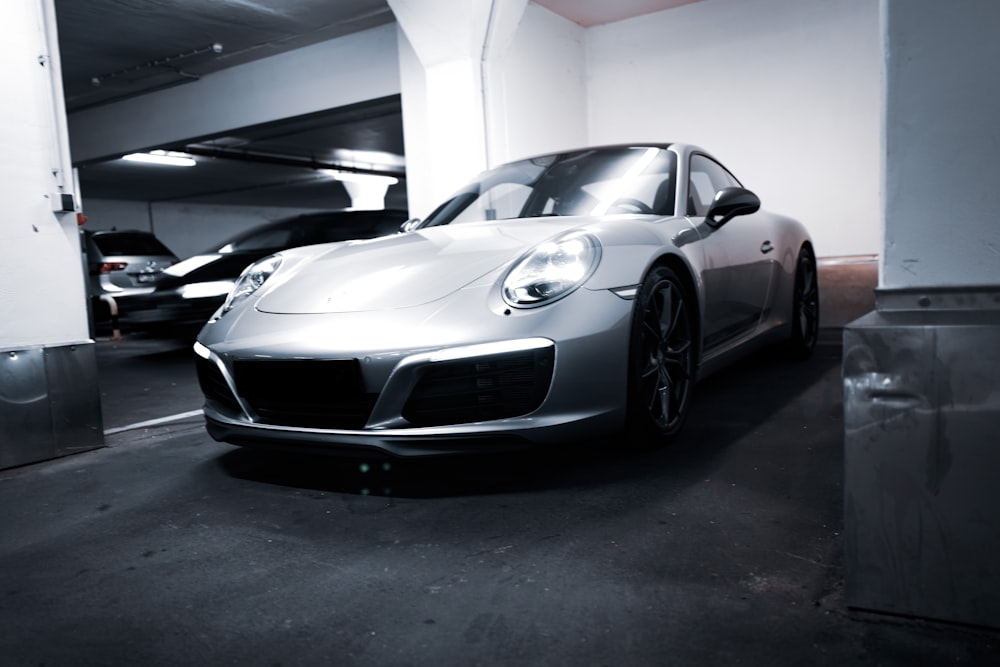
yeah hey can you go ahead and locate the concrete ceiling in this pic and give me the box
[536,0,701,27]
[55,0,699,210]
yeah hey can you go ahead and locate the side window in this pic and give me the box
[687,155,741,217]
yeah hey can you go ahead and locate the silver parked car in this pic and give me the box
[194,144,819,456]
[83,229,179,294]
[82,229,179,328]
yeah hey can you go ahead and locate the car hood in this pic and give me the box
[255,220,586,314]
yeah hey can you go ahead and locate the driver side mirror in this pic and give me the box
[400,218,422,233]
[705,187,760,228]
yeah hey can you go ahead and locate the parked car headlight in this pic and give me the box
[221,255,282,314]
[502,231,601,307]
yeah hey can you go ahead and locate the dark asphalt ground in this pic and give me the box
[0,332,997,666]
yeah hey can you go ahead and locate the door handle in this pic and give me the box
[760,240,774,254]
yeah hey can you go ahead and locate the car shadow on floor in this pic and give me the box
[215,336,844,499]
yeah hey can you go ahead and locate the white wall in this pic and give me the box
[0,0,88,348]
[585,0,881,258]
[81,199,326,258]
[491,3,588,164]
[881,0,1000,288]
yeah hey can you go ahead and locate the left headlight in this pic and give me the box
[502,231,601,308]
[220,254,282,315]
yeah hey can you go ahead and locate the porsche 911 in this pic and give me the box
[193,143,818,456]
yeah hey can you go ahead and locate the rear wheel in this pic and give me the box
[626,264,697,444]
[787,245,819,359]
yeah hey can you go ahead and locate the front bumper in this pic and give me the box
[196,336,622,456]
[193,284,635,456]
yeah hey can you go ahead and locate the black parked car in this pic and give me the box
[116,209,408,335]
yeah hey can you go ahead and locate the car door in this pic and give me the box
[688,154,778,352]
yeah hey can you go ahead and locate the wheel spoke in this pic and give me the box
[658,287,674,339]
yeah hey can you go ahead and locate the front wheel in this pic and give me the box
[626,265,697,444]
[786,245,819,359]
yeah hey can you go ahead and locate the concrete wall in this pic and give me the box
[585,0,881,259]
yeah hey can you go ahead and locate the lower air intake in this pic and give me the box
[402,347,554,427]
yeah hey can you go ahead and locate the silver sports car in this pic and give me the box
[194,144,818,456]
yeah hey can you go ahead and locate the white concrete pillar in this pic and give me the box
[0,0,103,468]
[1,0,86,346]
[842,0,1000,630]
[387,0,529,217]
[880,0,1000,288]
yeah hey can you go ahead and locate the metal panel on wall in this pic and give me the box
[0,347,52,468]
[843,290,1000,628]
[0,342,103,469]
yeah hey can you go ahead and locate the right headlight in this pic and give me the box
[502,231,601,308]
[220,254,282,315]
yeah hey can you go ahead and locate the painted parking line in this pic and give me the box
[104,409,204,436]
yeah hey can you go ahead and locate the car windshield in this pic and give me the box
[421,146,677,227]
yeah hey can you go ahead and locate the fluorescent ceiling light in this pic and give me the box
[331,148,405,168]
[321,169,398,186]
[121,150,196,167]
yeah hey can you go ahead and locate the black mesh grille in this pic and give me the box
[195,356,241,415]
[402,348,554,427]
[232,359,377,429]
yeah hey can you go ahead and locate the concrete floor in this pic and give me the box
[0,259,995,665]
[2,319,998,665]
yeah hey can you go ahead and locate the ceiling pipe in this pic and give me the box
[181,145,405,180]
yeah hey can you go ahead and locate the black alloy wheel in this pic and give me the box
[787,245,820,359]
[627,264,697,443]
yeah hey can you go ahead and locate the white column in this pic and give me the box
[881,0,1000,288]
[388,0,529,218]
[842,0,1000,630]
[0,0,103,468]
[1,0,87,348]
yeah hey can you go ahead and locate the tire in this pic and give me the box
[626,264,697,444]
[786,245,819,359]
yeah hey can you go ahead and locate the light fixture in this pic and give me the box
[320,169,398,186]
[121,150,197,167]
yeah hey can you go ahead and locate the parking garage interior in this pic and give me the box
[1,0,999,664]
